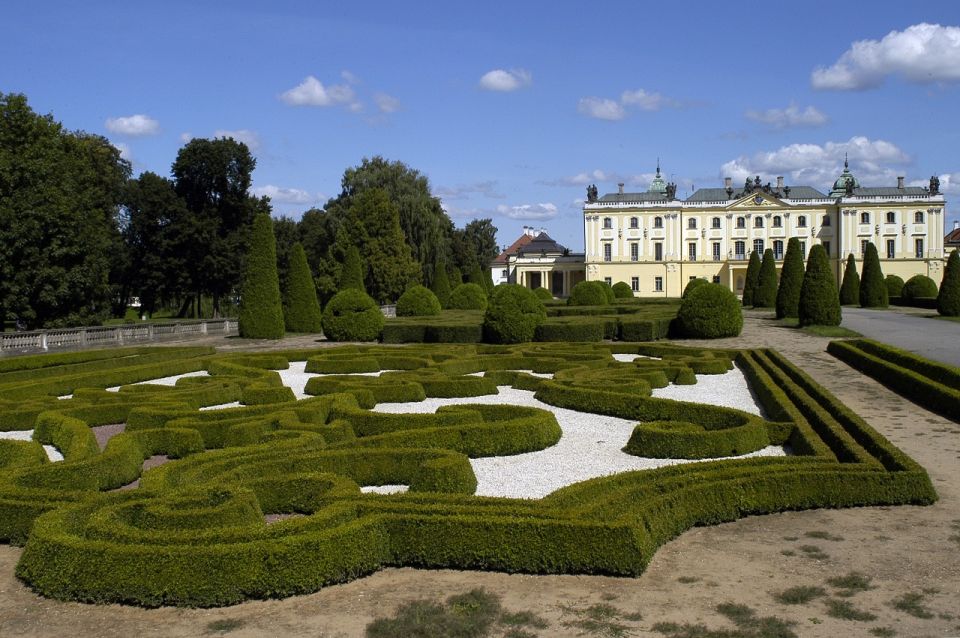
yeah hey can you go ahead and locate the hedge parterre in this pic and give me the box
[0,343,936,607]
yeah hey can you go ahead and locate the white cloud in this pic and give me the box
[496,202,558,220]
[341,70,360,85]
[112,142,132,161]
[745,103,828,129]
[179,132,193,143]
[541,169,627,186]
[812,23,960,90]
[620,89,679,111]
[435,180,504,200]
[251,185,321,205]
[909,172,960,194]
[213,129,261,151]
[280,75,356,107]
[577,97,625,121]
[374,92,401,113]
[720,136,911,189]
[105,114,159,136]
[441,203,484,219]
[479,68,532,92]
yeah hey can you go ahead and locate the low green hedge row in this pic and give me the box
[828,339,960,422]
[623,419,769,459]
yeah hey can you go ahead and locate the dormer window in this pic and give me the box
[654,216,663,229]
[688,218,697,229]
[603,217,612,229]
[754,217,764,228]
[772,215,782,228]
[736,217,746,229]
[630,216,639,229]
[860,212,870,224]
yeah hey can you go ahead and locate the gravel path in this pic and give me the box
[0,430,63,462]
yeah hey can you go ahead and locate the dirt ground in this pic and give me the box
[1,311,959,637]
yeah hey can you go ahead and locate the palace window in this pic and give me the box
[860,211,870,224]
[688,218,697,229]
[630,216,639,229]
[654,242,663,261]
[886,211,896,223]
[654,216,663,229]
[712,217,721,229]
[631,276,639,292]
[754,216,764,228]
[753,239,764,254]
[773,240,784,260]
[736,216,746,229]
[603,243,612,262]
[604,277,612,285]
[860,240,869,256]
[712,275,721,284]
[654,276,663,292]
[915,211,924,223]
[603,217,612,229]
[800,241,807,256]
[630,242,638,262]
[772,215,782,228]
[688,243,697,261]
[712,242,721,261]
[501,269,508,277]
[915,238,924,259]
[734,241,746,260]
[822,215,831,226]
[797,215,807,227]
[886,239,895,259]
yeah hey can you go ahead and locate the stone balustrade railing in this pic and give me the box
[0,319,238,354]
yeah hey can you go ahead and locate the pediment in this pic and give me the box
[726,192,791,210]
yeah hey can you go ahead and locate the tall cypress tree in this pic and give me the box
[430,263,452,308]
[742,250,761,306]
[938,248,960,316]
[754,249,778,308]
[339,245,365,292]
[799,244,841,326]
[859,242,888,308]
[238,213,284,339]
[775,237,804,319]
[839,254,860,305]
[283,242,322,333]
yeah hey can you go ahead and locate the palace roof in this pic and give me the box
[518,232,567,255]
[686,186,827,202]
[492,232,534,264]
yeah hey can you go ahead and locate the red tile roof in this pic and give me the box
[946,227,960,246]
[492,233,534,264]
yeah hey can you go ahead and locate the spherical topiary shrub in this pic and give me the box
[676,283,743,338]
[938,249,960,316]
[568,280,610,306]
[321,289,384,341]
[901,274,938,301]
[682,278,709,299]
[885,274,905,298]
[533,287,554,301]
[483,284,547,344]
[396,285,442,317]
[447,283,488,311]
[598,281,616,304]
[612,281,633,299]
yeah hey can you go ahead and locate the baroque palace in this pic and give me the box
[571,160,948,298]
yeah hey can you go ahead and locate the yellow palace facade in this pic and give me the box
[582,162,948,298]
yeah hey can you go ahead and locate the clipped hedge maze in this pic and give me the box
[0,342,936,607]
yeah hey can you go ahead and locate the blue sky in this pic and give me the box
[5,0,960,251]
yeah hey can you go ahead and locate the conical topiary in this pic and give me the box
[775,237,805,319]
[430,263,452,308]
[839,254,860,305]
[339,245,365,292]
[238,213,285,339]
[753,248,778,308]
[742,250,761,306]
[283,242,323,333]
[449,266,463,287]
[938,248,960,316]
[799,244,841,326]
[859,242,888,308]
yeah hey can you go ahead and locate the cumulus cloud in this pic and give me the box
[179,132,193,143]
[812,23,960,90]
[280,75,356,106]
[577,97,625,121]
[496,202,558,220]
[440,203,484,219]
[578,88,682,121]
[745,103,828,129]
[373,92,401,113]
[105,114,159,136]
[213,129,261,151]
[620,89,679,111]
[251,185,321,205]
[909,172,960,194]
[479,68,532,92]
[435,180,504,199]
[720,136,911,189]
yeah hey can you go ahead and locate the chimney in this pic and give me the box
[776,176,784,190]
[955,220,959,231]
[724,177,732,189]
[897,176,905,190]
[618,183,624,195]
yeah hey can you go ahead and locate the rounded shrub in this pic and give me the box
[321,289,384,342]
[447,283,488,311]
[533,286,554,301]
[742,250,761,306]
[568,281,610,306]
[676,283,743,338]
[598,281,616,304]
[775,237,804,319]
[938,249,960,316]
[901,274,938,301]
[885,274,905,298]
[482,284,547,344]
[612,281,633,299]
[753,249,778,308]
[859,242,888,308]
[396,285,442,317]
[839,254,860,305]
[238,213,285,339]
[682,278,708,299]
[799,244,841,326]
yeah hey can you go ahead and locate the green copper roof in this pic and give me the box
[648,159,667,194]
[830,155,861,197]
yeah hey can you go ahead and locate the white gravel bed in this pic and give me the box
[469,370,553,379]
[360,484,409,495]
[373,367,781,499]
[0,430,64,462]
[278,362,394,400]
[199,401,242,411]
[613,353,661,362]
[57,394,73,400]
[652,365,764,417]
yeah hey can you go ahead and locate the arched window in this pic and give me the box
[821,214,831,226]
[915,211,924,223]
[629,216,639,229]
[772,215,782,228]
[754,217,764,228]
[654,216,663,229]
[736,216,746,229]
[886,211,896,223]
[797,215,807,228]
[712,217,721,229]
[860,211,870,224]
[688,218,697,229]
[603,217,612,229]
